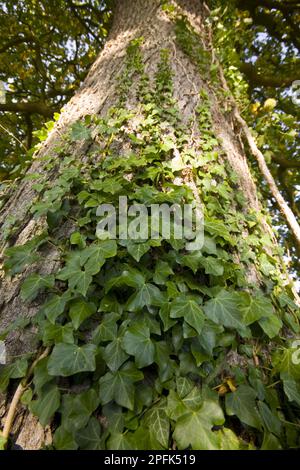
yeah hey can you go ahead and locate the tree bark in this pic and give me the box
[0,0,296,449]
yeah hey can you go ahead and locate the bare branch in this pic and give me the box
[0,101,55,118]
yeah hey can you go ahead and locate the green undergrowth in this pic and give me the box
[0,11,300,451]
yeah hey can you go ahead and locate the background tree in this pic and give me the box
[0,0,300,451]
[0,0,111,178]
[1,0,299,274]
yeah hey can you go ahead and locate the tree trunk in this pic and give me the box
[0,0,299,450]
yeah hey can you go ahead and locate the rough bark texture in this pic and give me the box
[0,0,281,448]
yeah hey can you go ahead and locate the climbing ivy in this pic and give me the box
[1,8,300,451]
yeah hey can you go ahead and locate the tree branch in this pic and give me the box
[272,155,300,169]
[0,102,55,118]
[240,62,300,87]
[234,110,300,250]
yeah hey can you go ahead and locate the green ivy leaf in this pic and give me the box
[57,251,101,296]
[29,385,60,426]
[173,399,225,450]
[99,362,143,410]
[170,297,205,335]
[122,322,155,368]
[258,314,282,338]
[225,385,262,429]
[199,256,224,276]
[204,219,232,243]
[282,377,300,406]
[272,348,300,380]
[75,417,102,450]
[21,274,55,302]
[127,283,164,311]
[42,321,74,345]
[103,337,129,372]
[4,243,39,275]
[0,435,7,450]
[60,389,100,432]
[167,388,203,421]
[39,292,70,324]
[203,290,246,333]
[257,401,281,436]
[239,292,273,326]
[69,298,97,329]
[107,432,132,450]
[47,343,97,376]
[33,357,53,392]
[105,267,145,293]
[145,402,170,449]
[153,261,174,285]
[0,358,28,392]
[70,121,92,141]
[91,178,123,194]
[92,313,119,344]
[53,426,78,450]
[125,240,151,262]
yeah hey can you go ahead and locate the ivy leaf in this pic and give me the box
[203,290,246,333]
[282,377,300,406]
[83,240,117,260]
[29,385,60,426]
[57,263,92,296]
[107,433,132,450]
[199,256,224,276]
[69,298,97,329]
[75,418,102,450]
[70,121,92,141]
[32,357,53,392]
[272,348,300,380]
[258,314,282,339]
[170,297,205,335]
[122,323,155,368]
[239,292,273,326]
[153,261,174,285]
[43,322,74,345]
[204,219,232,243]
[167,387,203,422]
[173,400,225,450]
[53,426,78,450]
[0,435,7,451]
[145,402,170,449]
[39,293,70,324]
[257,401,281,437]
[61,389,100,432]
[92,313,119,344]
[99,362,144,410]
[21,274,55,302]
[103,336,129,372]
[159,302,177,332]
[47,343,97,376]
[4,241,41,275]
[70,231,86,249]
[125,240,151,262]
[105,267,145,293]
[91,178,123,194]
[216,428,242,450]
[127,283,164,311]
[0,358,28,392]
[57,251,100,296]
[225,385,262,429]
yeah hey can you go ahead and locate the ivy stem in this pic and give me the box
[1,347,50,446]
